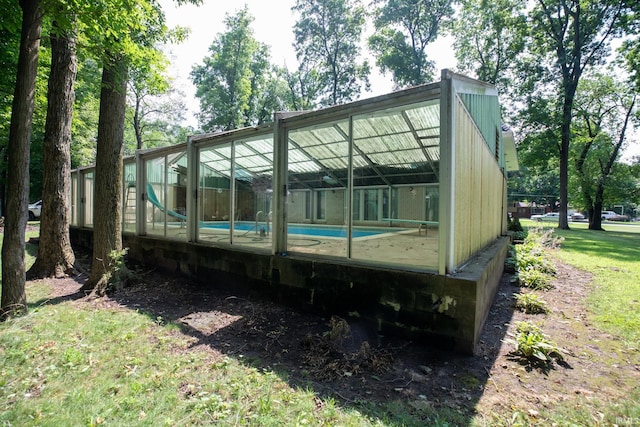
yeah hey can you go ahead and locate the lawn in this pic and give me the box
[521,220,640,346]
[1,223,639,426]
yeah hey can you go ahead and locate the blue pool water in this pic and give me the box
[201,222,386,238]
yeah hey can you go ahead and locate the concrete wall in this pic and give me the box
[70,228,509,354]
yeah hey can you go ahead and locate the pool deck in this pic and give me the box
[141,222,441,270]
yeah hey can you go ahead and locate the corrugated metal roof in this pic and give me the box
[286,100,441,186]
[197,100,442,188]
[200,135,274,180]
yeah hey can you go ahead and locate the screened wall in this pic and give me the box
[195,132,274,251]
[70,70,517,275]
[283,99,442,269]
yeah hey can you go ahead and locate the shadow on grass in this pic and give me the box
[529,225,640,265]
[566,230,640,263]
[20,238,519,425]
[22,239,88,310]
[25,239,38,260]
[98,266,521,426]
[27,284,86,310]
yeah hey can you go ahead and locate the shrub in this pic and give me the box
[515,293,549,314]
[516,267,553,290]
[512,230,528,241]
[506,321,564,364]
[512,228,559,276]
[508,216,524,232]
[515,250,556,276]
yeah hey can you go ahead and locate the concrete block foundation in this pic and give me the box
[70,228,509,354]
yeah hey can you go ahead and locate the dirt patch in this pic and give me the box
[40,252,640,420]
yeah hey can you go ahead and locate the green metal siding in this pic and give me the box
[458,93,505,170]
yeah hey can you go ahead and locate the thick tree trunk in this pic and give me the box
[1,0,42,319]
[558,79,578,231]
[81,54,127,296]
[27,20,77,280]
[588,95,635,231]
[589,201,604,230]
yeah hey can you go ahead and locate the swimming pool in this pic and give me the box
[200,221,392,238]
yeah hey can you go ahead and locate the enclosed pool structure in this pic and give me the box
[70,70,519,353]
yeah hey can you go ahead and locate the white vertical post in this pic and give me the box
[439,69,455,275]
[229,142,236,245]
[347,116,354,259]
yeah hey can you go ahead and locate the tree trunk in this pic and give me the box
[27,20,77,280]
[1,0,42,319]
[81,54,127,296]
[589,201,604,230]
[133,92,144,150]
[589,95,636,231]
[558,81,577,231]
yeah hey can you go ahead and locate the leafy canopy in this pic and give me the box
[292,0,370,106]
[369,0,454,88]
[191,6,273,132]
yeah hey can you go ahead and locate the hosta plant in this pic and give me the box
[515,292,549,314]
[506,321,564,364]
[516,267,553,290]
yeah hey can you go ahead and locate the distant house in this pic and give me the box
[509,202,546,219]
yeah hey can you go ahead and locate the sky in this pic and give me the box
[158,0,457,128]
[157,0,637,162]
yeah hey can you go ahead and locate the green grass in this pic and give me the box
[0,283,393,426]
[1,228,463,426]
[0,281,467,426]
[2,222,640,425]
[523,219,640,347]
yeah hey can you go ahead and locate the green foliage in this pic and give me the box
[514,292,549,314]
[515,248,556,276]
[62,0,189,166]
[513,0,634,225]
[369,0,454,87]
[620,36,640,92]
[510,228,560,289]
[517,268,553,290]
[506,321,564,364]
[191,6,274,132]
[0,0,21,155]
[277,63,322,111]
[511,230,527,241]
[70,55,101,167]
[452,0,526,94]
[293,0,370,106]
[571,72,639,219]
[507,216,523,232]
[104,248,130,291]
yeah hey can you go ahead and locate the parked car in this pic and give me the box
[530,212,572,222]
[601,211,629,222]
[570,212,585,221]
[28,200,42,220]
